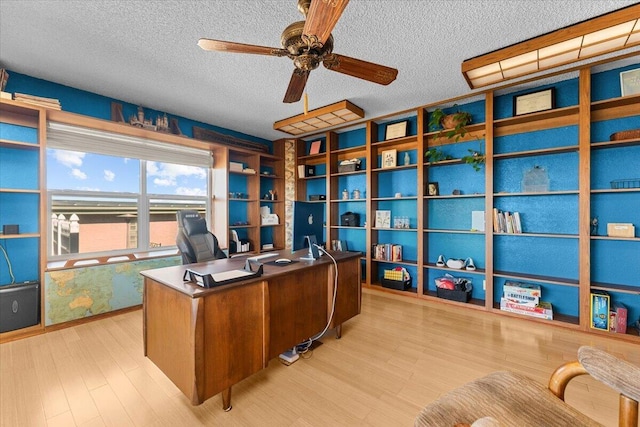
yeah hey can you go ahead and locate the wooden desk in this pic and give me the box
[140,250,361,410]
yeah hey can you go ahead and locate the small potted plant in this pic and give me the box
[424,147,453,163]
[429,106,473,142]
[462,149,485,171]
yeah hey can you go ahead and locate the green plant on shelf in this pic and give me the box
[462,149,486,171]
[428,106,473,142]
[424,147,453,163]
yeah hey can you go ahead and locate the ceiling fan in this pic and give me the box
[197,0,398,103]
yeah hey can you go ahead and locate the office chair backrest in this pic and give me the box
[176,210,226,264]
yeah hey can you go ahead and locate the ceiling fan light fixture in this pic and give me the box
[462,4,640,89]
[274,100,364,136]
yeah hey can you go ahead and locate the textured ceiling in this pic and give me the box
[0,1,638,141]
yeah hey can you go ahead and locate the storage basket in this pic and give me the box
[436,287,471,302]
[381,277,412,290]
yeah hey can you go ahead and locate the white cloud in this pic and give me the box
[52,149,85,168]
[71,168,87,180]
[147,162,206,187]
[153,177,175,187]
[104,170,115,181]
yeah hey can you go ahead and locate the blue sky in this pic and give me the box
[47,149,207,196]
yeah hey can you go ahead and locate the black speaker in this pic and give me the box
[0,282,40,333]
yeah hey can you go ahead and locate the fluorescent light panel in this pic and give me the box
[462,5,640,89]
[274,100,364,136]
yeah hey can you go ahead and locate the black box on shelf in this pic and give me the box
[436,287,471,303]
[340,212,360,227]
[381,278,412,291]
[2,224,19,235]
[309,194,326,201]
[337,162,361,173]
[0,281,40,333]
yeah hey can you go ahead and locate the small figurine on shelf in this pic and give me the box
[342,189,349,200]
[352,189,361,199]
[590,217,599,235]
[269,189,277,200]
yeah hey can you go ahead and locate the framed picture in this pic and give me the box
[513,88,555,116]
[375,210,391,228]
[385,121,407,140]
[427,182,439,196]
[381,149,397,168]
[620,68,640,96]
[309,140,322,155]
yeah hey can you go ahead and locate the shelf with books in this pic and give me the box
[0,99,45,338]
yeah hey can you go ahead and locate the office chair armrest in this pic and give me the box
[578,346,640,403]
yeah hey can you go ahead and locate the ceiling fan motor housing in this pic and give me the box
[281,21,334,70]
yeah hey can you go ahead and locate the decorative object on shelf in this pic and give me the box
[393,216,409,229]
[337,158,361,173]
[513,88,555,116]
[428,106,472,142]
[464,257,476,271]
[606,223,635,238]
[403,151,410,166]
[309,140,322,155]
[374,210,391,228]
[620,68,640,96]
[590,217,599,236]
[352,189,361,199]
[610,178,640,189]
[268,189,277,200]
[471,211,485,232]
[609,129,640,141]
[446,258,465,269]
[381,149,397,168]
[342,189,349,200]
[522,165,549,192]
[427,182,439,196]
[590,291,610,330]
[452,189,461,195]
[462,149,486,171]
[424,147,453,163]
[394,192,402,198]
[385,121,408,140]
[436,254,446,267]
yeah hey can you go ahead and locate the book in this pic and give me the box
[590,291,610,330]
[503,282,541,298]
[309,140,322,155]
[391,245,402,262]
[612,302,628,334]
[500,298,553,320]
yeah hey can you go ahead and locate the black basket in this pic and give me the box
[381,277,412,290]
[436,287,471,302]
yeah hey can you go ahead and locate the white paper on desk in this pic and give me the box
[211,269,254,282]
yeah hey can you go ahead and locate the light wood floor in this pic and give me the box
[1,288,638,427]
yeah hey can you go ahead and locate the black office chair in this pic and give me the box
[176,210,226,264]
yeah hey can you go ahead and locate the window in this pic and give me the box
[47,124,210,260]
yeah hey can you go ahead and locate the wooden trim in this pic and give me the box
[578,68,592,332]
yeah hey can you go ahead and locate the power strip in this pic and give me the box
[279,349,299,365]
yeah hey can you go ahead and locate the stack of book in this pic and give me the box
[493,209,522,233]
[372,243,402,262]
[500,281,553,320]
[14,93,61,110]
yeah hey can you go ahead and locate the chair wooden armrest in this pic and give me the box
[414,346,639,427]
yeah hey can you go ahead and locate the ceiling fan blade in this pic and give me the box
[283,69,310,103]
[323,53,398,85]
[197,38,287,57]
[302,0,349,48]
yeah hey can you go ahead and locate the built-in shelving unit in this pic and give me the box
[0,99,47,340]
[290,56,640,342]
